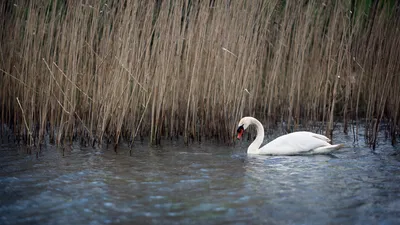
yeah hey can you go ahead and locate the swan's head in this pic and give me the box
[237,117,251,139]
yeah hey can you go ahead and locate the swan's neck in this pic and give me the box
[247,118,265,154]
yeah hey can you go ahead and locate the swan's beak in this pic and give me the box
[237,125,244,139]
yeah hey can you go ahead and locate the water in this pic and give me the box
[1,131,400,225]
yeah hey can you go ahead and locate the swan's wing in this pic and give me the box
[259,132,332,155]
[309,133,331,142]
[310,144,344,154]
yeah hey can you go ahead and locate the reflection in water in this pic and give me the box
[0,131,399,225]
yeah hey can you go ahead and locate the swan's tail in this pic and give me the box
[312,143,345,154]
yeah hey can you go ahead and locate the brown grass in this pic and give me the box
[0,0,399,149]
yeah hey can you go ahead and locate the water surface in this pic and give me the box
[1,131,400,225]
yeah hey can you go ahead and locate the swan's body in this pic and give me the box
[237,117,343,155]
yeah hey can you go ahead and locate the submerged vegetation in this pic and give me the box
[0,0,399,149]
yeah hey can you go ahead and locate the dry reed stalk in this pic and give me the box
[0,0,399,148]
[16,97,33,147]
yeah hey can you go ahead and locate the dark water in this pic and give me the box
[1,130,400,225]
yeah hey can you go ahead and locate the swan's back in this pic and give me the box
[259,131,337,155]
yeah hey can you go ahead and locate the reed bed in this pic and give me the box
[0,0,399,149]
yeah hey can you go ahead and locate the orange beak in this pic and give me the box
[237,126,244,139]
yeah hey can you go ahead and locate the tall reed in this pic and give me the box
[0,0,399,148]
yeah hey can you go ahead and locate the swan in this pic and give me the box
[236,117,344,155]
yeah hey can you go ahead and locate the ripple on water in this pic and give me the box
[0,135,400,225]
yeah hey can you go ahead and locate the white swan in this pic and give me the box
[237,117,344,155]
